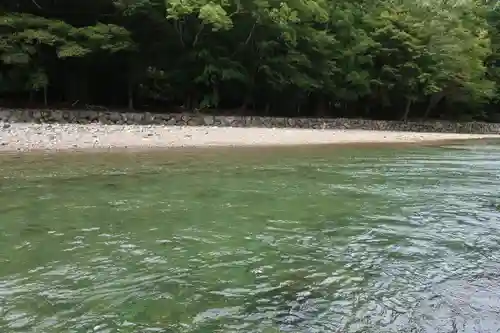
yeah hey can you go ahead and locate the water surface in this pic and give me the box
[0,142,499,332]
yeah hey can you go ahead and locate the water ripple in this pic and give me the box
[0,143,499,332]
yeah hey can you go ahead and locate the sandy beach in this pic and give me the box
[0,123,499,152]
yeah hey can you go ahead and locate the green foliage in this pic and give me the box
[0,11,133,97]
[1,0,500,119]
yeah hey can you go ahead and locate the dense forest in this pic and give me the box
[1,0,500,121]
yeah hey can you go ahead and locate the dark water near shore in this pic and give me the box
[0,142,500,332]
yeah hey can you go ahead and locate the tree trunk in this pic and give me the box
[127,80,134,110]
[212,84,219,109]
[241,80,254,112]
[240,91,253,113]
[43,86,48,106]
[424,92,445,119]
[315,95,327,117]
[424,99,432,119]
[364,104,370,117]
[240,98,248,111]
[184,96,192,110]
[402,98,412,121]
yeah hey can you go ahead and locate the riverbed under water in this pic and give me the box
[0,142,499,333]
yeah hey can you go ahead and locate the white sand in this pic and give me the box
[0,123,498,152]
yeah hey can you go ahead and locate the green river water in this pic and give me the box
[0,142,500,333]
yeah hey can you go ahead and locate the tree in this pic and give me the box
[0,0,499,120]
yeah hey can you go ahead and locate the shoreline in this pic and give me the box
[0,123,499,153]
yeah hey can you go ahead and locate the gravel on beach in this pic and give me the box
[0,122,499,152]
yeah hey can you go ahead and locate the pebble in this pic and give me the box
[0,122,496,152]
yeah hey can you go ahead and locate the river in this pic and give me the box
[0,142,499,332]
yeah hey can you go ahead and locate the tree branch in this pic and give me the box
[173,20,185,48]
[231,22,256,57]
[31,0,42,9]
[192,23,205,47]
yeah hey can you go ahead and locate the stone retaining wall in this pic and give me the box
[1,108,500,134]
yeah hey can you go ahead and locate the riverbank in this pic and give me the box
[0,123,498,152]
[2,108,500,134]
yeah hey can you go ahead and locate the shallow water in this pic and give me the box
[0,142,499,332]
